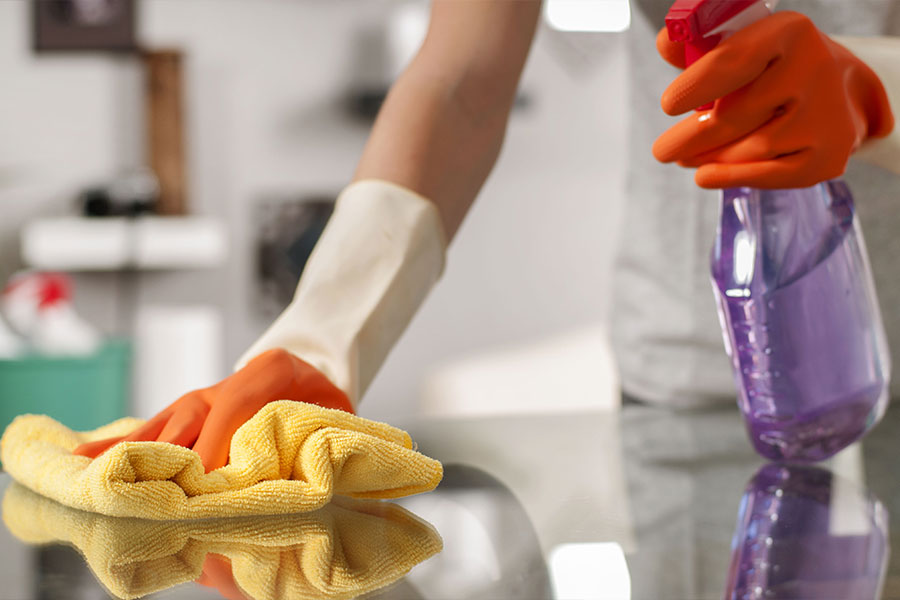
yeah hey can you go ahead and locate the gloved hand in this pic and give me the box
[73,349,353,473]
[652,12,895,189]
[197,554,249,600]
[73,180,445,475]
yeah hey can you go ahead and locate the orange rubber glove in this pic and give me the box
[196,554,249,600]
[72,349,353,473]
[652,12,895,189]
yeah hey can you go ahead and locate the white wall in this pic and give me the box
[368,28,629,419]
[0,0,627,420]
[0,2,139,277]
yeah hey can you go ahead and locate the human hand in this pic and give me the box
[197,554,248,600]
[652,12,894,189]
[73,349,352,473]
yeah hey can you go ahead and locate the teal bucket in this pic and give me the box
[0,340,131,435]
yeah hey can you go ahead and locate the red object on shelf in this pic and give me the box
[3,272,72,310]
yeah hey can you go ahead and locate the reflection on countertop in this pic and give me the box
[726,464,888,600]
[1,403,899,599]
[1,483,441,600]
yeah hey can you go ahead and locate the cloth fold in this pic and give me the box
[2,482,442,600]
[0,400,442,519]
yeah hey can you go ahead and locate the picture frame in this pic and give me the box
[33,0,137,53]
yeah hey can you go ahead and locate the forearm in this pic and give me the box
[837,36,900,176]
[354,0,542,240]
[239,2,541,402]
[353,65,501,241]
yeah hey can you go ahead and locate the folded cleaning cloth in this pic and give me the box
[2,482,442,600]
[0,401,442,519]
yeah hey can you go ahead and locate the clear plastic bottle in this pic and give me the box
[711,182,890,461]
[725,464,889,599]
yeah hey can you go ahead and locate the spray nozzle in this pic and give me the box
[664,0,777,109]
[665,0,777,67]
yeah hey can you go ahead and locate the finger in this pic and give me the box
[156,398,210,448]
[678,135,798,168]
[673,117,797,168]
[654,71,794,163]
[678,106,805,167]
[197,554,248,600]
[653,107,771,164]
[72,408,173,458]
[660,14,792,115]
[693,151,817,189]
[191,394,266,472]
[192,438,229,474]
[72,435,127,458]
[123,412,172,441]
[657,26,686,69]
[192,410,242,473]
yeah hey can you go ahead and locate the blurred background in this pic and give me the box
[0,0,629,428]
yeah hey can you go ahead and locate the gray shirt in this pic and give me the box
[612,0,900,406]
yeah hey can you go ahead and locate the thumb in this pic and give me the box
[657,26,687,69]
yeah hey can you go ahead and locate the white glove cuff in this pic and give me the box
[236,180,447,408]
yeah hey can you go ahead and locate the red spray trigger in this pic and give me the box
[665,0,758,66]
[664,0,761,109]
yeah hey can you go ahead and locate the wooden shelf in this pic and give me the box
[21,216,228,271]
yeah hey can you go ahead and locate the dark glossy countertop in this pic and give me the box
[2,402,899,600]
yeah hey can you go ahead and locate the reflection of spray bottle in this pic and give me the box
[665,0,891,461]
[725,464,889,599]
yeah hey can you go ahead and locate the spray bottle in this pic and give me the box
[664,0,891,461]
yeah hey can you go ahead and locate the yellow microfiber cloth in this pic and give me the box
[2,482,442,600]
[0,400,443,519]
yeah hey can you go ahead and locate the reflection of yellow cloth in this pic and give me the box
[0,401,442,519]
[3,483,442,600]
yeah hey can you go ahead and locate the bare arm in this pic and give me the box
[353,0,542,240]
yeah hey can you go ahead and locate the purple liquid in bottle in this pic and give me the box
[725,464,889,600]
[711,182,890,462]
